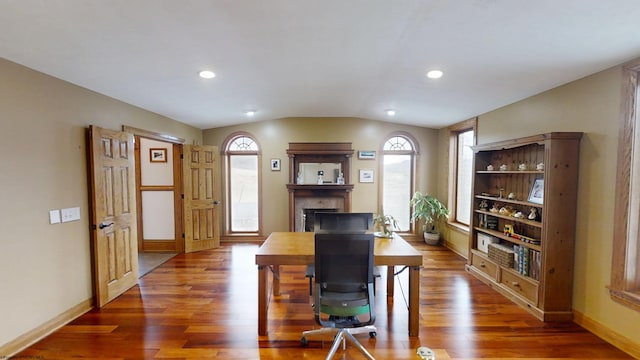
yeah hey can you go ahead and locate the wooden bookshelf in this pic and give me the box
[466,132,582,321]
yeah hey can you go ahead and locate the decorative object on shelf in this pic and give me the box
[528,207,538,220]
[336,172,345,184]
[410,191,450,245]
[514,211,524,218]
[499,164,508,171]
[487,165,494,171]
[316,170,324,184]
[270,158,281,171]
[296,171,304,184]
[490,203,500,213]
[518,163,527,171]
[359,169,374,183]
[357,150,376,160]
[478,199,489,211]
[373,213,397,238]
[536,162,545,171]
[499,187,504,198]
[507,192,516,200]
[150,148,167,163]
[499,206,515,216]
[528,179,544,204]
[504,224,540,245]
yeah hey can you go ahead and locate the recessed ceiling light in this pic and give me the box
[426,70,443,79]
[245,110,256,117]
[385,109,396,116]
[199,70,216,79]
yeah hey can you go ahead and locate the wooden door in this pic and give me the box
[87,126,139,307]
[183,145,220,252]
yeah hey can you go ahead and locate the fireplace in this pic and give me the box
[293,196,346,232]
[286,143,355,231]
[303,208,338,232]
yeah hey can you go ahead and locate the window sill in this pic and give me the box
[609,287,640,312]
[447,221,470,234]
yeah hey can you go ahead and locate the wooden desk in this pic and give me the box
[255,232,423,336]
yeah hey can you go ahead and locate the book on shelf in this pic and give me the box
[486,216,498,230]
[512,244,541,280]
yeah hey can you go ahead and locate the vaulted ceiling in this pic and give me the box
[2,0,640,129]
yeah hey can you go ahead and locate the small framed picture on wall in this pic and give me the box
[358,150,376,160]
[359,169,374,183]
[271,158,281,171]
[150,148,167,163]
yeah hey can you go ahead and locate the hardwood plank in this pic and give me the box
[13,242,632,359]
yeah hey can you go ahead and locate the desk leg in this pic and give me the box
[273,265,280,296]
[386,266,394,299]
[408,266,420,336]
[258,265,268,336]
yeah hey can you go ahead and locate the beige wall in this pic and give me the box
[203,117,440,236]
[441,65,640,349]
[0,58,202,349]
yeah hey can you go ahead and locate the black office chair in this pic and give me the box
[305,212,379,296]
[301,232,377,360]
[306,262,381,296]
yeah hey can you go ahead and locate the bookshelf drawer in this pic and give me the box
[471,253,497,279]
[500,270,538,305]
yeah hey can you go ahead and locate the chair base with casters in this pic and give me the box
[301,309,377,360]
[301,325,377,360]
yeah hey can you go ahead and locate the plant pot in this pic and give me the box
[423,231,440,245]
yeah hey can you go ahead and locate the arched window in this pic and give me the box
[381,134,417,232]
[223,133,261,235]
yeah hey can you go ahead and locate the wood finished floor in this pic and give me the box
[16,241,632,359]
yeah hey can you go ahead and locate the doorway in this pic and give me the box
[124,126,184,277]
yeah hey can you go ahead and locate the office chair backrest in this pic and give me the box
[314,212,373,234]
[314,232,374,293]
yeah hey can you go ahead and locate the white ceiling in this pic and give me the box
[2,0,640,130]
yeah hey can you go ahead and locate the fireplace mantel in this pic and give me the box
[286,143,354,231]
[286,184,354,192]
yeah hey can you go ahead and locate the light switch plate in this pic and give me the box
[49,210,61,224]
[61,207,81,222]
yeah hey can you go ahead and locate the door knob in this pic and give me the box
[99,222,114,229]
[213,200,221,205]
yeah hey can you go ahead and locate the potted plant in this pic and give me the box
[410,191,450,245]
[373,212,398,238]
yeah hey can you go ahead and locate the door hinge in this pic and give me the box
[182,233,185,238]
[181,194,184,199]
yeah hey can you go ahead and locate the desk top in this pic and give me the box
[255,232,422,267]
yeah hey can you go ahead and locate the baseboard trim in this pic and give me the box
[0,298,93,357]
[442,239,468,259]
[573,309,640,358]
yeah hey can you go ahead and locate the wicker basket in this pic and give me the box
[488,243,514,268]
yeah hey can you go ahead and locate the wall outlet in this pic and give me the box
[61,207,81,223]
[49,210,61,224]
